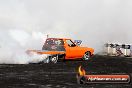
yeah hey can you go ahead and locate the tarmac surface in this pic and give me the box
[0,55,132,88]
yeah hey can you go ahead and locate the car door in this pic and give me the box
[65,39,82,58]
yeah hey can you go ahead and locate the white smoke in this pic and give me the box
[1,0,132,63]
[0,29,48,64]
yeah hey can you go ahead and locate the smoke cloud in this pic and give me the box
[0,0,132,63]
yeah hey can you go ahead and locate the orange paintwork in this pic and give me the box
[27,50,65,55]
[27,38,94,59]
[62,38,94,59]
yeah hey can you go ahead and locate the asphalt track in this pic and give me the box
[0,55,132,88]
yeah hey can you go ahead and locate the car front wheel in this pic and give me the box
[82,51,91,60]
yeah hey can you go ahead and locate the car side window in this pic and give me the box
[66,40,76,47]
[55,39,64,45]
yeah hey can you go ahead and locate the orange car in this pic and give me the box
[27,38,94,63]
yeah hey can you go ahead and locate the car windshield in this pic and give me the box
[42,38,65,51]
[66,39,76,47]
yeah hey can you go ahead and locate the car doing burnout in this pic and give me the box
[27,38,94,63]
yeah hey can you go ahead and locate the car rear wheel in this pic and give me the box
[50,55,58,63]
[82,51,91,60]
[43,57,50,63]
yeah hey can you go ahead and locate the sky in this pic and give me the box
[0,0,132,63]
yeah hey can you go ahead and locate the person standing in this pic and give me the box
[130,45,132,56]
[116,44,123,56]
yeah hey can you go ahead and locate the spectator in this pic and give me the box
[116,45,123,56]
[130,45,132,56]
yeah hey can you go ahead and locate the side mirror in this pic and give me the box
[74,40,82,46]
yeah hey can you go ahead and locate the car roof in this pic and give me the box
[47,38,71,40]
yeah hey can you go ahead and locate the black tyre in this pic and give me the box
[44,57,50,63]
[82,51,91,60]
[50,55,58,63]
